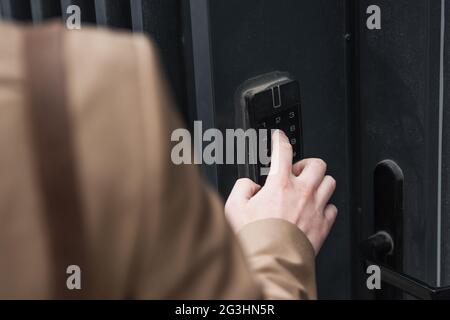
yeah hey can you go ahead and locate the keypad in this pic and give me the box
[255,106,302,185]
[247,79,302,185]
[257,107,301,159]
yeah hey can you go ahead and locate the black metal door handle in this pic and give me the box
[361,231,450,300]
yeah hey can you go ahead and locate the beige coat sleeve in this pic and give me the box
[238,220,317,299]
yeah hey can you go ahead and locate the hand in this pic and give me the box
[225,130,337,255]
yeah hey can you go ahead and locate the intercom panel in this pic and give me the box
[236,72,303,185]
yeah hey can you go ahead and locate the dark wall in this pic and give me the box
[131,0,190,123]
[0,0,32,21]
[95,0,131,29]
[31,0,61,23]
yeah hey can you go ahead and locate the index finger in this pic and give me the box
[267,130,293,180]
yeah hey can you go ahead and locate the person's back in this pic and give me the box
[0,22,337,299]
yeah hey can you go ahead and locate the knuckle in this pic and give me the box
[333,204,339,216]
[312,158,327,171]
[328,176,337,189]
[326,204,338,220]
[236,177,251,184]
[235,178,252,187]
[299,179,315,195]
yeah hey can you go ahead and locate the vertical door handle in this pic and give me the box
[361,160,450,299]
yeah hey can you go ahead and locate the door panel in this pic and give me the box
[31,0,62,23]
[441,0,450,288]
[94,0,131,30]
[194,0,353,298]
[358,0,445,294]
[0,0,31,21]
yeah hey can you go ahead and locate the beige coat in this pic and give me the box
[0,22,316,300]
